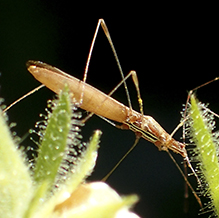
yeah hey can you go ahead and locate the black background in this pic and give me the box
[1,2,219,218]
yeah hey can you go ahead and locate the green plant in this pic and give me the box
[187,94,219,216]
[0,88,139,218]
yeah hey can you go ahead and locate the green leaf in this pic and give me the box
[33,87,72,190]
[189,95,219,215]
[0,110,33,218]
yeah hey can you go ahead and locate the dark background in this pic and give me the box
[0,2,219,218]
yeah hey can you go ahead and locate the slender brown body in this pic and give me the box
[27,60,187,157]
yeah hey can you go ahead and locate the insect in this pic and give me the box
[26,60,191,170]
[24,19,205,208]
[3,19,206,209]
